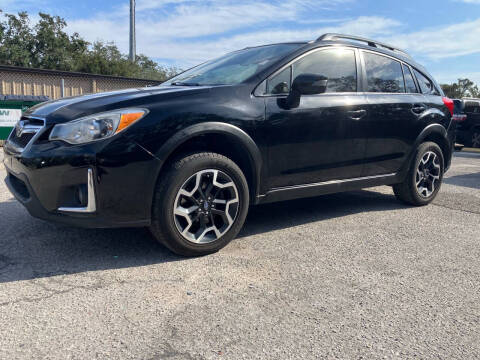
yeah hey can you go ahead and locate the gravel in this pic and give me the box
[0,148,479,359]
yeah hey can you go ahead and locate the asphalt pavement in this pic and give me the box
[0,148,479,359]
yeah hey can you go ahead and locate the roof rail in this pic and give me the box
[316,33,411,58]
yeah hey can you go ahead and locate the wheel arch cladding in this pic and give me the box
[415,124,451,169]
[153,122,262,203]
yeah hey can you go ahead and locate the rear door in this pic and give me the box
[360,51,426,176]
[263,47,370,188]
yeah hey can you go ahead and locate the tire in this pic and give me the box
[149,152,249,257]
[463,128,480,148]
[471,129,480,148]
[393,142,444,206]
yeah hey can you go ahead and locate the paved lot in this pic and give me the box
[0,148,479,359]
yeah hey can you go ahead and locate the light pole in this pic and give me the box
[129,0,136,62]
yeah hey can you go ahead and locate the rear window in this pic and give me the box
[363,52,405,93]
[464,101,480,113]
[403,64,418,93]
[413,69,440,95]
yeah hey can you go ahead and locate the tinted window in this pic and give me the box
[413,69,439,95]
[364,52,405,93]
[292,48,357,93]
[403,64,418,93]
[267,66,291,94]
[464,101,480,113]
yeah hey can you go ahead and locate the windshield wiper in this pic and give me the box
[171,82,201,86]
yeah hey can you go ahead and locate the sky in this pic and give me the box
[1,0,480,84]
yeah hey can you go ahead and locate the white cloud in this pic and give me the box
[6,0,480,77]
[381,18,480,60]
[454,0,480,3]
[139,16,401,66]
[67,18,129,49]
[67,0,400,67]
[68,0,353,41]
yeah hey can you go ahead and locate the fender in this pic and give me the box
[398,123,450,179]
[154,121,263,200]
[414,123,448,146]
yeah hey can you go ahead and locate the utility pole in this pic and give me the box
[129,0,136,62]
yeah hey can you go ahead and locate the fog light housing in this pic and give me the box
[58,168,96,213]
[75,184,88,207]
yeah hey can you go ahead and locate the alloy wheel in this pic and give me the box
[472,132,480,148]
[415,151,441,198]
[173,169,239,244]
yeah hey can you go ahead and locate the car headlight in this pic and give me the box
[49,108,148,144]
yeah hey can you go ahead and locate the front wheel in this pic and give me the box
[150,152,249,257]
[393,142,444,206]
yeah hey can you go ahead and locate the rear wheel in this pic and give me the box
[150,152,249,256]
[393,142,444,206]
[471,129,480,148]
[463,128,480,148]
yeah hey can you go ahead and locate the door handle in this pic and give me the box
[411,104,426,114]
[347,109,367,120]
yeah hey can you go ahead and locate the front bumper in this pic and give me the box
[3,139,161,228]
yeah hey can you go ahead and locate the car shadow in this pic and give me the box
[455,151,480,159]
[239,189,408,238]
[444,171,480,190]
[0,188,407,284]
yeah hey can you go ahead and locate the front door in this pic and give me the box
[263,47,370,189]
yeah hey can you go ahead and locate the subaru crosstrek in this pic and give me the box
[3,33,457,256]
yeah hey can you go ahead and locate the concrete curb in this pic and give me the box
[462,147,480,154]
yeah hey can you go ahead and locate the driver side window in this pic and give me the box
[293,48,357,93]
[265,48,357,95]
[267,66,291,95]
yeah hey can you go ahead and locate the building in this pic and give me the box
[0,65,159,100]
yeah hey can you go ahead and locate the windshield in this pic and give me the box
[164,44,303,86]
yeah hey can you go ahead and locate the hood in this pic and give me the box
[25,85,212,124]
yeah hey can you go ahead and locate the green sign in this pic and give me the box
[0,108,22,127]
[0,108,22,139]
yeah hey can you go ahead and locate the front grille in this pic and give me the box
[9,132,35,149]
[7,116,45,151]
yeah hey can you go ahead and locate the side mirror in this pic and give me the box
[283,74,328,109]
[292,74,328,95]
[271,81,289,95]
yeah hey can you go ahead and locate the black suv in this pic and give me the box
[455,98,480,148]
[3,34,456,256]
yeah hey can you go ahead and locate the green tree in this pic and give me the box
[133,54,179,81]
[0,11,35,67]
[33,13,89,71]
[0,10,177,81]
[441,78,480,99]
[74,41,131,76]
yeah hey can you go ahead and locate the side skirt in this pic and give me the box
[256,173,400,204]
